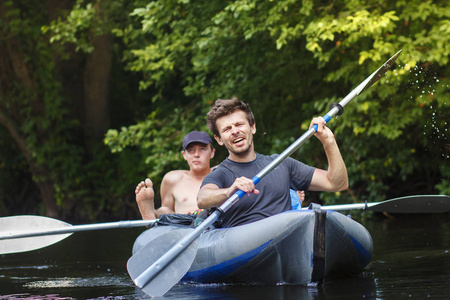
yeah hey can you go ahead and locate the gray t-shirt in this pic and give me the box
[201,153,315,227]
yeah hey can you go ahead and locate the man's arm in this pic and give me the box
[307,117,348,192]
[155,172,178,217]
[197,177,259,210]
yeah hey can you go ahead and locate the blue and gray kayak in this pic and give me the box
[131,208,373,285]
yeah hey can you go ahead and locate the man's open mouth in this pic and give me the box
[233,137,244,144]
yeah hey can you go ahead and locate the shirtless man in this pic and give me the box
[135,131,216,220]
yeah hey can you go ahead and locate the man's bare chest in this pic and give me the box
[172,178,202,204]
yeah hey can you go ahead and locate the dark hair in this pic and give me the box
[206,97,255,136]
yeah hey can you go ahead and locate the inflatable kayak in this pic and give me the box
[131,208,373,285]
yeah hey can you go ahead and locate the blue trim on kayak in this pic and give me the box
[182,240,272,282]
[350,235,372,267]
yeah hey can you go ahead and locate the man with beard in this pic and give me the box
[197,97,348,227]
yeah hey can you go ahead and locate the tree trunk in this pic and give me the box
[83,1,113,149]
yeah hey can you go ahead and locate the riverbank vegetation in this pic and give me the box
[0,0,448,221]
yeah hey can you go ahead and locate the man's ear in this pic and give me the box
[251,122,256,134]
[181,150,187,161]
[210,148,216,159]
[214,134,223,146]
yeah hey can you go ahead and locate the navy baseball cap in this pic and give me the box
[182,131,213,150]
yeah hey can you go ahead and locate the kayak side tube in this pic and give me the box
[183,210,373,284]
[324,210,373,279]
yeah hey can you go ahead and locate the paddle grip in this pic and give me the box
[311,114,331,133]
[235,176,261,198]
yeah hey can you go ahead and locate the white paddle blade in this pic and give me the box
[127,228,199,297]
[0,215,72,254]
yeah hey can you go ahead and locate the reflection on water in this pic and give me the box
[24,276,131,289]
[0,213,449,299]
[0,294,73,300]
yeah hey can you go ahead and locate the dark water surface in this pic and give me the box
[1,213,449,299]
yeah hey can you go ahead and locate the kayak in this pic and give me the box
[131,208,373,285]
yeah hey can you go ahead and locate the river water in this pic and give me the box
[1,212,449,299]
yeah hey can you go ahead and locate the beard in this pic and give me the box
[226,139,254,158]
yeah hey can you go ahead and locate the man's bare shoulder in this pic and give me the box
[162,170,189,184]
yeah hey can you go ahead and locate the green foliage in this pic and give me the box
[436,169,450,195]
[1,0,145,220]
[117,0,449,206]
[1,1,83,196]
[41,0,97,53]
[104,106,213,197]
[1,0,449,221]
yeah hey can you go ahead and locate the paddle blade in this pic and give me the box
[127,228,199,297]
[359,49,402,95]
[367,195,450,213]
[0,215,72,254]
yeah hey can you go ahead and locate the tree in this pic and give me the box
[1,0,448,221]
[110,0,449,205]
[0,0,73,217]
[0,0,136,219]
